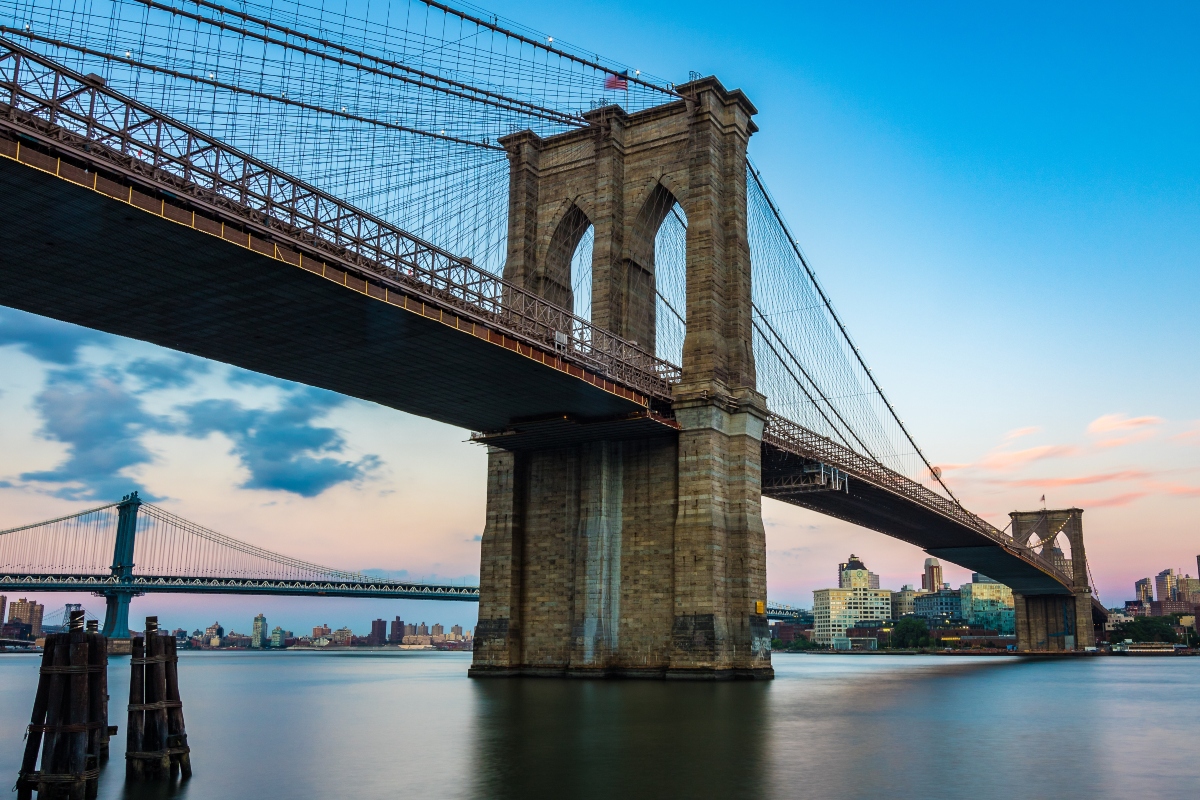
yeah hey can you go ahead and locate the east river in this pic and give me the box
[1,652,1196,799]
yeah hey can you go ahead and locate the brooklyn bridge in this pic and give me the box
[0,0,1103,675]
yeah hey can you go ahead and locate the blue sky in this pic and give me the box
[1,1,1198,632]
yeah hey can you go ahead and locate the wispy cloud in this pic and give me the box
[1087,492,1150,508]
[1087,413,1163,435]
[1004,470,1149,488]
[979,444,1078,471]
[1004,426,1041,440]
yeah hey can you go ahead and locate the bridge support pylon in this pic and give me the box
[100,492,142,640]
[470,78,772,679]
[1010,508,1096,652]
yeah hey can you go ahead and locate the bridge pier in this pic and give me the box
[1010,509,1096,652]
[471,77,771,679]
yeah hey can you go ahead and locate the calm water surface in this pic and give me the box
[0,651,1195,799]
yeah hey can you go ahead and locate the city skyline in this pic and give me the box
[2,1,1197,617]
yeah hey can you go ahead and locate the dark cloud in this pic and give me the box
[3,309,377,500]
[0,307,105,364]
[124,355,209,390]
[19,367,171,500]
[180,386,379,497]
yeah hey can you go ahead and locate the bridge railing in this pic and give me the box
[763,414,1074,586]
[0,38,679,403]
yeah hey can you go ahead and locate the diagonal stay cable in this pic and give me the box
[135,0,584,128]
[747,162,962,505]
[1,27,503,151]
[752,308,873,458]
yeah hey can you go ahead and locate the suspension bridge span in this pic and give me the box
[0,492,809,637]
[0,1,1101,672]
[0,492,481,638]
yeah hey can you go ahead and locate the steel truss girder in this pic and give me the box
[0,37,679,402]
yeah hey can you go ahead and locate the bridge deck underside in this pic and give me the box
[761,449,1070,595]
[0,157,645,433]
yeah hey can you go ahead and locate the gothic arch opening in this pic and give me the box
[543,204,593,321]
[628,183,686,361]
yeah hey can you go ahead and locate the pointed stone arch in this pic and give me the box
[535,202,592,313]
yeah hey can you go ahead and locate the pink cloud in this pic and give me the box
[1004,426,1041,441]
[979,445,1078,471]
[1087,492,1150,508]
[1087,413,1163,435]
[1094,430,1158,449]
[1171,423,1200,444]
[1005,470,1149,488]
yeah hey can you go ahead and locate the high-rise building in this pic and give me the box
[1176,575,1200,603]
[331,627,353,645]
[369,619,387,645]
[1155,569,1178,602]
[838,555,879,589]
[417,622,429,636]
[1135,578,1154,603]
[959,575,1015,634]
[431,623,444,636]
[251,613,268,649]
[8,598,45,636]
[205,621,225,639]
[813,555,892,644]
[922,558,943,593]
[389,617,405,643]
[270,626,287,648]
[450,624,463,638]
[404,623,417,637]
[313,624,331,639]
[1050,546,1073,579]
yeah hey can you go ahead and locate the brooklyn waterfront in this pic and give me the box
[1,652,1196,800]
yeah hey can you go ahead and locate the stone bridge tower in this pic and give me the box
[469,78,772,679]
[1010,508,1097,652]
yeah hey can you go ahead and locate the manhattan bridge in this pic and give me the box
[0,0,1103,674]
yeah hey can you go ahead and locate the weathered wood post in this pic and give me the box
[16,610,106,799]
[125,617,190,781]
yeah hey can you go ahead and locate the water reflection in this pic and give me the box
[0,652,1196,800]
[472,678,768,800]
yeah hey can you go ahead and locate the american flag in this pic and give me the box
[604,71,628,90]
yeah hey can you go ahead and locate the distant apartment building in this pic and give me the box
[389,617,405,643]
[813,555,892,644]
[251,613,269,649]
[416,622,429,636]
[404,623,417,637]
[1155,569,1178,602]
[269,626,288,648]
[891,585,925,619]
[451,624,463,638]
[369,619,387,645]
[431,623,444,636]
[1135,578,1154,604]
[914,589,962,623]
[0,595,6,624]
[331,627,353,645]
[8,598,45,637]
[959,574,1015,634]
[921,558,943,592]
[313,624,332,639]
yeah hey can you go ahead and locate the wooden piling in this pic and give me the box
[125,617,190,781]
[163,636,192,777]
[16,610,106,799]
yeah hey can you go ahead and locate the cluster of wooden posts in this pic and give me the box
[17,614,191,798]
